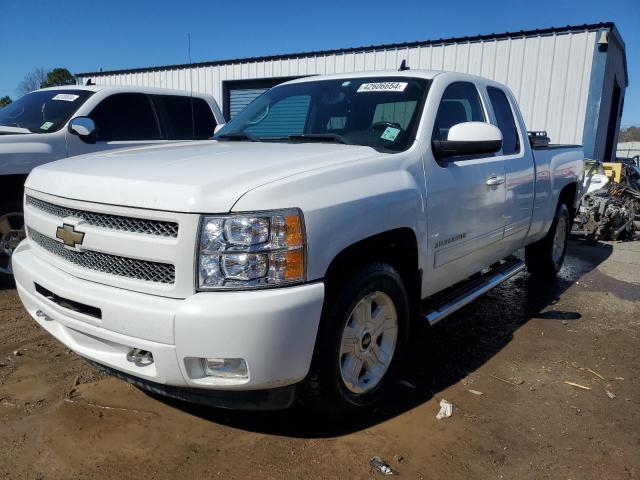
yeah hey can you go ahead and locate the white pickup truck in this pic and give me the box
[13,70,583,413]
[0,85,224,280]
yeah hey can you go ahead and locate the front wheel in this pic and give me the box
[525,202,571,277]
[302,263,409,416]
[0,205,26,285]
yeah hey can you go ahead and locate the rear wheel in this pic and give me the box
[525,202,570,277]
[303,262,409,416]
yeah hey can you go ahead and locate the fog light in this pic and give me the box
[201,358,248,379]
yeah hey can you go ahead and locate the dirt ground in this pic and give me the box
[1,239,639,480]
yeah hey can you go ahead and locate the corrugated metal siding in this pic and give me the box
[616,142,640,158]
[80,30,598,145]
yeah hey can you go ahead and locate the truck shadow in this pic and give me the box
[152,239,613,437]
[0,277,16,290]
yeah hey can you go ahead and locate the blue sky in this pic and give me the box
[1,0,638,125]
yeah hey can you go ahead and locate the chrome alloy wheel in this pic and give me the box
[0,212,26,275]
[552,210,568,266]
[339,291,398,394]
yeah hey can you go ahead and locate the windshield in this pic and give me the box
[215,77,429,152]
[0,89,94,133]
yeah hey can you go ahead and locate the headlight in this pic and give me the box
[197,209,306,290]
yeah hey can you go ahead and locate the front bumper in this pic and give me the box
[12,241,325,408]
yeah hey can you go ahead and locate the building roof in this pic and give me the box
[37,84,214,97]
[76,22,616,77]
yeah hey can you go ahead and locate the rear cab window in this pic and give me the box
[487,87,520,155]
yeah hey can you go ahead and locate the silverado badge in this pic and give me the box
[56,224,85,248]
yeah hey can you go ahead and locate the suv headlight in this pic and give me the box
[197,209,306,290]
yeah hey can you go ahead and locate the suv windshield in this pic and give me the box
[0,89,94,133]
[215,77,429,152]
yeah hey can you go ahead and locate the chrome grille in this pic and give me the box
[28,228,175,284]
[26,196,179,238]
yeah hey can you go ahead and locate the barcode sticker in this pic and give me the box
[357,82,408,93]
[52,94,79,102]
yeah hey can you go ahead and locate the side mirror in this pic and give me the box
[68,116,96,144]
[214,123,225,134]
[432,122,502,160]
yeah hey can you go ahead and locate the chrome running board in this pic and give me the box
[422,257,525,326]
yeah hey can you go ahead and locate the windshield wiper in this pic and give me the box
[259,134,352,145]
[215,132,260,142]
[215,132,352,145]
[286,133,352,145]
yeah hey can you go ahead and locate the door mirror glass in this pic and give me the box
[432,122,502,159]
[68,116,96,143]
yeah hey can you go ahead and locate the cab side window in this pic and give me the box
[432,82,485,140]
[89,93,161,141]
[152,95,217,140]
[487,87,520,155]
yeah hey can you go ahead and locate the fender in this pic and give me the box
[231,150,428,282]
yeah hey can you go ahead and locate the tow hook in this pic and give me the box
[126,348,154,367]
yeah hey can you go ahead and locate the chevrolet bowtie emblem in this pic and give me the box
[56,223,85,248]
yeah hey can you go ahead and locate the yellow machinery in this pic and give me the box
[602,162,623,183]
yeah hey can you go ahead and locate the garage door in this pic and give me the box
[229,88,269,118]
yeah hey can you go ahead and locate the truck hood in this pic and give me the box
[0,132,63,175]
[26,140,380,212]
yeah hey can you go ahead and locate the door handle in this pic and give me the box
[486,174,505,186]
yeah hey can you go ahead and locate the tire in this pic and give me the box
[525,202,571,277]
[302,262,410,416]
[0,204,26,288]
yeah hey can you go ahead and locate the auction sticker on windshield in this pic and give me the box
[52,94,79,102]
[357,82,408,92]
[381,126,401,141]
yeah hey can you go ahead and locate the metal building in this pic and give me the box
[77,22,627,162]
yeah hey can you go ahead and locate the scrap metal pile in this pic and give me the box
[575,159,640,241]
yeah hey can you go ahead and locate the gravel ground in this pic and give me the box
[1,239,639,480]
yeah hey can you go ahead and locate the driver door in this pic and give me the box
[423,81,506,294]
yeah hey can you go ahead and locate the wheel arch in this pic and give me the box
[322,228,421,316]
[558,181,578,220]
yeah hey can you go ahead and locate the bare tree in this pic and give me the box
[619,126,640,143]
[17,67,47,96]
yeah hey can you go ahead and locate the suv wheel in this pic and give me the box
[303,262,409,415]
[0,205,26,281]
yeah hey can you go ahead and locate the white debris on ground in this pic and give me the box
[436,399,453,420]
